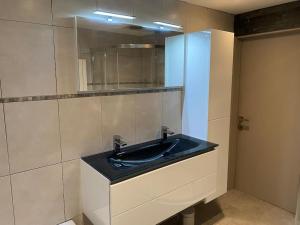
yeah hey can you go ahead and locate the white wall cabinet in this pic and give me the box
[182,29,234,200]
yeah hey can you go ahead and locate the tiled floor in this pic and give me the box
[161,190,295,225]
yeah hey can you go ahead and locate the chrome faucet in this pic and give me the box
[113,135,127,153]
[161,126,175,140]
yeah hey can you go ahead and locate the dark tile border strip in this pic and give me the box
[0,87,183,103]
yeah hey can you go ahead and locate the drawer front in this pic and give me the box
[110,151,217,216]
[111,173,217,225]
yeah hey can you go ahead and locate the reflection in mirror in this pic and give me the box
[76,16,184,92]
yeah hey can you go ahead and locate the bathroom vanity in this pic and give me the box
[81,134,218,225]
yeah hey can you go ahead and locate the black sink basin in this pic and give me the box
[82,134,218,184]
[109,137,199,167]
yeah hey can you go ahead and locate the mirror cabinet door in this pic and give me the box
[52,0,185,92]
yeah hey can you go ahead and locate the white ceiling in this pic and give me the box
[180,0,296,14]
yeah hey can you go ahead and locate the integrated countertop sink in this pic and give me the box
[82,134,218,184]
[109,137,199,166]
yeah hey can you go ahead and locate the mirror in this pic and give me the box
[76,16,185,92]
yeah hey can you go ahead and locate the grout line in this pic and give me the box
[56,99,67,221]
[10,162,62,176]
[0,13,73,29]
[0,80,2,98]
[50,0,54,24]
[56,98,63,163]
[0,17,52,26]
[2,104,11,175]
[9,175,16,225]
[0,174,10,179]
[61,162,67,221]
[52,26,58,95]
[2,158,82,178]
[1,102,16,225]
[0,17,75,29]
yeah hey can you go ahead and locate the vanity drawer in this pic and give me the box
[110,150,217,216]
[111,173,216,225]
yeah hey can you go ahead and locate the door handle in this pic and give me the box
[238,116,250,131]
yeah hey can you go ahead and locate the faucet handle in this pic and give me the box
[113,135,127,146]
[162,126,174,134]
[161,125,169,132]
[168,130,175,135]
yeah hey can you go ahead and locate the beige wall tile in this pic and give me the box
[5,100,61,173]
[132,0,184,26]
[0,104,9,176]
[11,164,65,225]
[162,91,182,134]
[63,159,81,220]
[54,27,78,94]
[52,0,96,27]
[102,95,135,150]
[0,176,14,225]
[96,0,134,16]
[0,21,56,97]
[180,1,233,33]
[0,0,52,24]
[135,93,162,142]
[59,97,102,161]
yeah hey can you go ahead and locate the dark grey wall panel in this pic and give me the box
[234,1,300,37]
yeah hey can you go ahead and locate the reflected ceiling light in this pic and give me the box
[94,11,136,20]
[107,18,113,22]
[154,22,182,29]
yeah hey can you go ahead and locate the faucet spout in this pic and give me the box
[161,126,175,140]
[113,135,127,153]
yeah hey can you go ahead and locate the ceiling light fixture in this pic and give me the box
[94,11,136,20]
[154,22,182,29]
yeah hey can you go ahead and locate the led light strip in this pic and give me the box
[154,21,182,29]
[94,11,136,20]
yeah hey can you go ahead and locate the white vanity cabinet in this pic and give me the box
[81,150,217,225]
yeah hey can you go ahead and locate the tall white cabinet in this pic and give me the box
[182,29,234,200]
